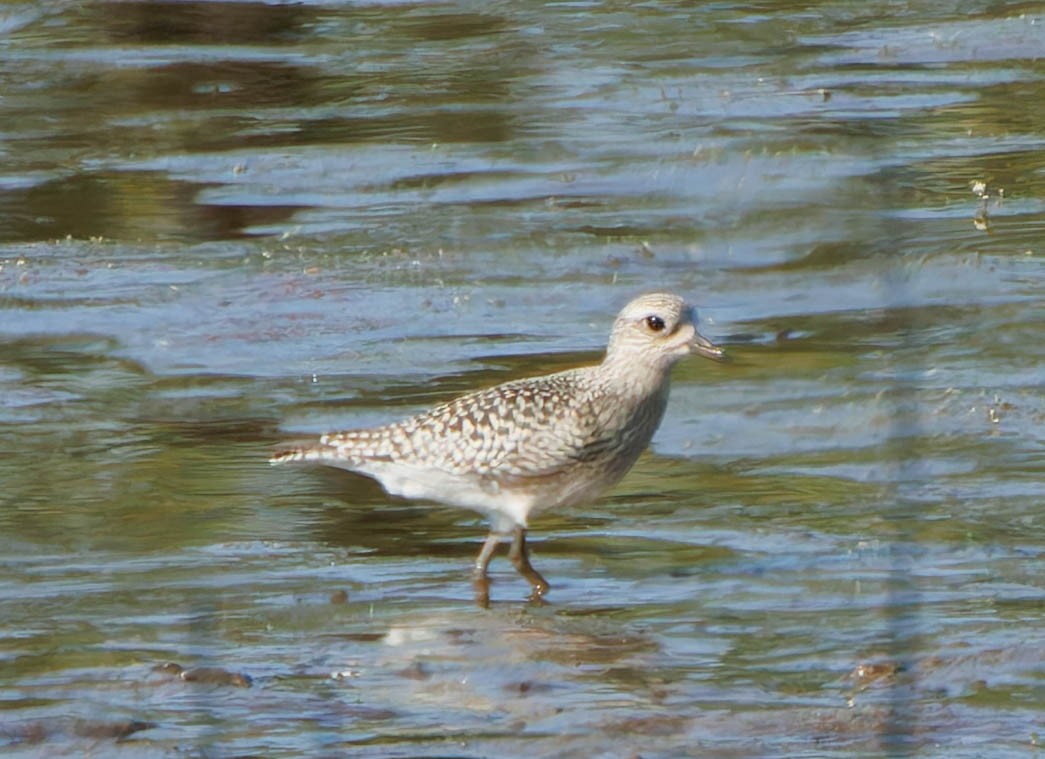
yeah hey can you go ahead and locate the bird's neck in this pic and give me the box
[599,352,673,398]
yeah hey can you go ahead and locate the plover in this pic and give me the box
[272,293,724,605]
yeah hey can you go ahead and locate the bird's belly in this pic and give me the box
[329,438,644,532]
[340,460,533,532]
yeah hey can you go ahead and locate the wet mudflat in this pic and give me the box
[0,2,1042,756]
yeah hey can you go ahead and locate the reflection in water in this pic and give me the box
[0,0,1042,755]
[0,171,307,242]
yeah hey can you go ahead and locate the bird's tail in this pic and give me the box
[269,442,338,465]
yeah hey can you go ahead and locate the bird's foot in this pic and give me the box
[472,570,492,609]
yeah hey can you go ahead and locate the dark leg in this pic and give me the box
[472,532,501,608]
[508,525,550,602]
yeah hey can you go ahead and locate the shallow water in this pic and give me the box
[1,1,1042,756]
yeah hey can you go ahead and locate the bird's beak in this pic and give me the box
[692,329,726,361]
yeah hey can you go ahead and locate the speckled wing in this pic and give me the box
[317,369,615,481]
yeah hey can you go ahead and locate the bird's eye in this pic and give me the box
[645,315,666,332]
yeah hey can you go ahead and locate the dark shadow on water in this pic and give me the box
[0,172,309,243]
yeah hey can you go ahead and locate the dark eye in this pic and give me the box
[645,315,666,332]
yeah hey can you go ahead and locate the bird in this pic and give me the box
[271,292,724,606]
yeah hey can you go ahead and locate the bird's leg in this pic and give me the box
[508,525,550,603]
[472,532,502,609]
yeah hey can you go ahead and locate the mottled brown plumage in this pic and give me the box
[272,292,724,605]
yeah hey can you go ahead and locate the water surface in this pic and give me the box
[1,1,1042,756]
